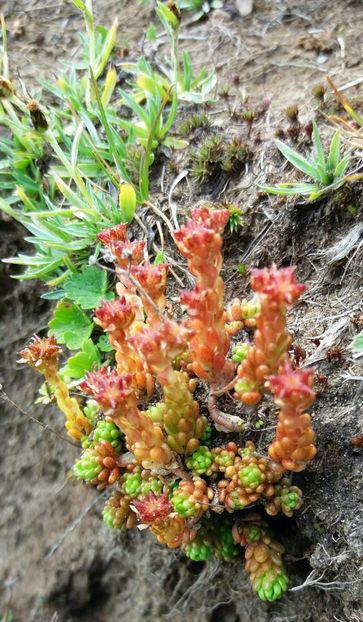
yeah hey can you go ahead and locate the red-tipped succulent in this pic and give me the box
[251,266,305,306]
[81,368,134,412]
[267,364,317,471]
[131,263,168,316]
[21,208,319,602]
[18,335,60,380]
[268,364,315,406]
[191,207,230,232]
[132,491,172,524]
[234,266,306,405]
[94,297,136,346]
[97,223,128,245]
[130,319,187,382]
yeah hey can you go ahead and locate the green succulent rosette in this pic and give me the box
[185,446,213,475]
[239,463,263,489]
[254,570,288,602]
[94,420,122,450]
[184,535,213,562]
[73,448,102,482]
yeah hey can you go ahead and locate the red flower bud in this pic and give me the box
[110,240,145,269]
[18,336,60,377]
[191,207,230,233]
[97,223,128,245]
[132,491,172,524]
[131,263,168,310]
[95,297,135,336]
[80,368,134,410]
[251,266,305,305]
[268,364,314,402]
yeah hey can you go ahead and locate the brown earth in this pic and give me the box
[1,1,362,621]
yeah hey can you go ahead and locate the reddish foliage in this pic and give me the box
[268,364,314,402]
[132,492,172,524]
[80,368,133,410]
[251,266,305,305]
[97,223,128,244]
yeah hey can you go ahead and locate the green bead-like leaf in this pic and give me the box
[239,464,262,488]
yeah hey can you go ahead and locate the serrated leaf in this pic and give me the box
[97,334,114,352]
[63,265,108,309]
[48,301,93,349]
[62,338,101,378]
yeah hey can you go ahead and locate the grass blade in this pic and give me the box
[259,182,321,196]
[312,121,326,172]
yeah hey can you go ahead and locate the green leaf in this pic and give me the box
[49,301,93,349]
[352,332,363,352]
[62,338,101,378]
[63,265,108,309]
[312,121,326,172]
[258,182,321,196]
[327,130,341,173]
[41,289,65,300]
[97,334,114,352]
[334,155,350,179]
[146,23,157,42]
[153,250,165,264]
[275,140,321,183]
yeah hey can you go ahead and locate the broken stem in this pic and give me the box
[207,392,244,432]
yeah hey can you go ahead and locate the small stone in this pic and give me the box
[235,0,254,17]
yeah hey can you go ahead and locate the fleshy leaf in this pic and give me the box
[48,301,93,350]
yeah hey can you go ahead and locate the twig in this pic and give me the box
[0,387,79,448]
[290,568,358,592]
[145,200,175,236]
[117,268,165,319]
[211,375,238,397]
[168,169,188,230]
[207,392,244,432]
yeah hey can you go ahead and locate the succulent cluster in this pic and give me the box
[20,207,317,601]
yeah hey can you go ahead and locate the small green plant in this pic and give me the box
[191,135,250,184]
[191,135,225,182]
[0,1,216,287]
[225,203,244,233]
[179,0,224,22]
[179,112,211,136]
[260,121,351,200]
